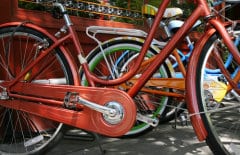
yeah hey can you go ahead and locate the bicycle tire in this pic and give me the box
[196,33,240,155]
[0,26,74,154]
[81,38,178,136]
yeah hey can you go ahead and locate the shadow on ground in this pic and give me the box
[45,121,212,155]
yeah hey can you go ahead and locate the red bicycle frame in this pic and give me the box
[0,0,239,140]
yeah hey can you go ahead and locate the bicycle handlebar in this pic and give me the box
[52,2,66,13]
[36,1,73,26]
[52,2,73,26]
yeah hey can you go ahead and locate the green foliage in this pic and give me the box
[108,0,143,24]
[147,0,162,7]
[145,0,195,18]
[170,1,195,18]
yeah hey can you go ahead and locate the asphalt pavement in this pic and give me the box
[45,120,213,155]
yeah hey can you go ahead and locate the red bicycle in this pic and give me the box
[0,0,239,154]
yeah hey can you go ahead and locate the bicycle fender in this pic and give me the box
[186,28,216,141]
[0,22,81,85]
[0,22,57,41]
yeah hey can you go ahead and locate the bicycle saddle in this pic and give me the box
[142,4,183,18]
[168,20,202,33]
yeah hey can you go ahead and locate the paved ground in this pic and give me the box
[45,120,213,155]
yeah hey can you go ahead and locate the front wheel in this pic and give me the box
[196,33,240,155]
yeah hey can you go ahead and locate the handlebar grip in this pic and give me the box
[52,2,68,13]
[50,2,73,26]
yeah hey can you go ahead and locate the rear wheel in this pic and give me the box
[82,38,173,136]
[0,26,73,154]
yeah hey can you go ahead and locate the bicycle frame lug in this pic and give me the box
[55,25,68,38]
[136,113,159,127]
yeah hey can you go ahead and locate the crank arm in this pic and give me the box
[63,91,118,116]
[77,96,117,116]
[136,113,159,127]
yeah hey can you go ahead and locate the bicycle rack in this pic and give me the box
[85,26,167,79]
[86,26,166,48]
[86,26,165,127]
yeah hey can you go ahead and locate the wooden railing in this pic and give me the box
[0,0,146,54]
[18,0,144,25]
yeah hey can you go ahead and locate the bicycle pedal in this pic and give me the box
[64,92,79,110]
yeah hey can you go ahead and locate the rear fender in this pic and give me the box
[0,22,80,85]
